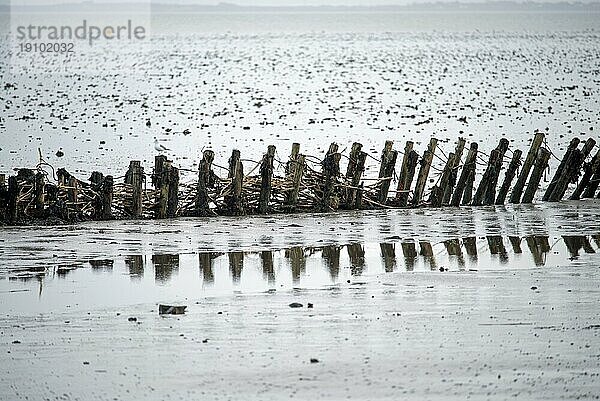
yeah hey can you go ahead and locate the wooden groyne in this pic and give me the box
[0,133,598,225]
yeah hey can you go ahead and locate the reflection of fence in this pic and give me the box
[1,133,599,225]
[9,235,600,283]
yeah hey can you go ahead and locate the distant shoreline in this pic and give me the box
[2,1,600,14]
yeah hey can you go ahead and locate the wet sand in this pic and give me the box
[1,201,600,400]
[2,265,600,400]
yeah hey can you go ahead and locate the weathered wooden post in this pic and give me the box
[320,143,341,211]
[522,148,551,203]
[195,149,215,216]
[167,166,179,218]
[224,149,244,215]
[570,149,600,200]
[581,149,600,199]
[125,161,143,218]
[412,138,438,206]
[431,152,456,207]
[8,176,18,224]
[34,172,45,217]
[345,143,362,181]
[510,132,544,204]
[101,175,113,220]
[473,138,509,206]
[442,138,466,204]
[286,154,305,209]
[286,143,301,176]
[153,155,169,219]
[495,149,522,205]
[0,174,5,190]
[450,142,478,206]
[258,145,276,214]
[547,138,596,202]
[345,144,366,209]
[396,141,418,207]
[376,140,398,204]
[542,138,580,201]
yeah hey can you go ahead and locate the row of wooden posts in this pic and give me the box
[0,133,599,225]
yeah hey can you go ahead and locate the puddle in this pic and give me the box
[1,234,598,314]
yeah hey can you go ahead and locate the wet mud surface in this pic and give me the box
[1,201,600,400]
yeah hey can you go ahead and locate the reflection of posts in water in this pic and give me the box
[260,250,275,285]
[285,247,306,283]
[125,255,144,280]
[419,241,436,270]
[508,236,522,254]
[380,243,396,272]
[89,259,114,270]
[563,236,595,258]
[462,237,478,262]
[152,254,179,283]
[593,235,600,249]
[487,235,508,264]
[322,245,341,280]
[199,252,221,285]
[444,239,465,269]
[347,243,366,275]
[525,236,548,266]
[401,241,417,271]
[228,251,244,283]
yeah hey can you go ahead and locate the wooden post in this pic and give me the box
[581,149,600,199]
[376,140,398,204]
[495,149,522,205]
[473,138,509,206]
[153,155,169,219]
[543,138,580,201]
[510,132,544,204]
[167,166,179,218]
[8,176,18,224]
[286,143,300,176]
[319,143,340,211]
[571,149,600,200]
[345,142,362,179]
[548,138,596,202]
[450,142,478,207]
[431,152,456,207]
[224,149,244,215]
[125,161,143,218]
[346,147,366,209]
[101,175,113,220]
[522,148,551,204]
[258,145,276,214]
[396,141,416,206]
[68,176,78,204]
[412,138,438,206]
[195,149,215,216]
[34,172,45,217]
[286,154,305,209]
[442,138,466,204]
[0,174,5,190]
